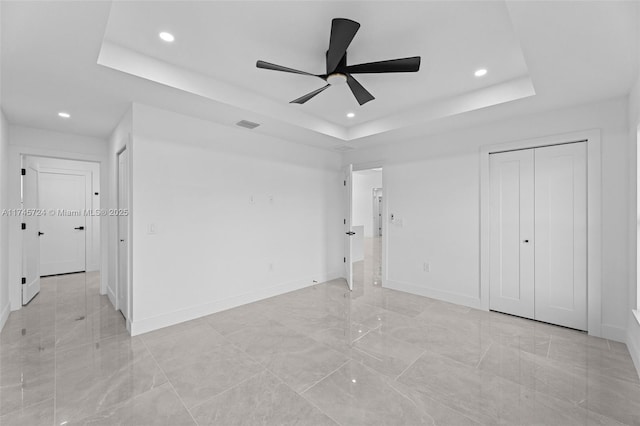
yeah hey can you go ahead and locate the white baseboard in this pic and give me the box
[629,335,640,380]
[0,302,10,332]
[130,269,343,336]
[385,279,483,310]
[601,323,627,343]
[107,285,116,310]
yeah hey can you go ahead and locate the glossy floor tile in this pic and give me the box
[190,370,336,426]
[1,239,639,425]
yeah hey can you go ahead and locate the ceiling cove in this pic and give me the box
[98,1,535,142]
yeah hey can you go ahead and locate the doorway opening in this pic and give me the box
[350,167,383,295]
[17,155,124,345]
[116,147,130,323]
[637,124,640,313]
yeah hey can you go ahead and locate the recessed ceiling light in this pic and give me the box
[474,68,487,77]
[159,32,175,43]
[346,112,355,118]
[58,112,70,119]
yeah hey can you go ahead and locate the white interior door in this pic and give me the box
[117,148,130,320]
[39,171,87,276]
[22,158,41,305]
[344,164,353,291]
[489,149,535,319]
[534,142,587,330]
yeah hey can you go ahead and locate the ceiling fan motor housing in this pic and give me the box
[327,73,347,85]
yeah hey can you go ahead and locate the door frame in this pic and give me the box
[480,129,602,337]
[116,146,131,323]
[8,147,107,312]
[372,188,383,237]
[351,162,386,288]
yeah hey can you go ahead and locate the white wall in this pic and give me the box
[352,170,382,238]
[129,104,344,335]
[345,97,630,341]
[7,125,108,310]
[0,2,9,330]
[0,110,10,329]
[627,60,640,376]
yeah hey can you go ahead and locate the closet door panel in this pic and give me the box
[489,150,535,319]
[534,142,587,330]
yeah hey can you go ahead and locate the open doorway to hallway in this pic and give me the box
[351,167,383,295]
[8,155,125,350]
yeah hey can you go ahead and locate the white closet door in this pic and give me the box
[534,142,587,330]
[489,149,535,319]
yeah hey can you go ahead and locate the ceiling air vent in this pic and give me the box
[236,120,260,130]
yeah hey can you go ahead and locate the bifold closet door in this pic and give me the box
[489,142,587,331]
[489,149,535,320]
[534,142,587,330]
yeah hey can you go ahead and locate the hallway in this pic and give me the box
[0,272,127,422]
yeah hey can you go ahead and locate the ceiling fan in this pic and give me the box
[256,18,421,106]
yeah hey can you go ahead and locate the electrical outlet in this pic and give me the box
[268,195,274,204]
[423,262,430,272]
[250,195,255,204]
[269,263,274,272]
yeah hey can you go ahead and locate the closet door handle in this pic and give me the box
[523,239,530,243]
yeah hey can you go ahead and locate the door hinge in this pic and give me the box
[21,277,26,285]
[21,168,26,176]
[344,257,346,263]
[21,223,26,230]
[343,180,346,186]
[343,219,346,225]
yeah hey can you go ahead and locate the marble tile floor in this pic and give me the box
[1,239,640,425]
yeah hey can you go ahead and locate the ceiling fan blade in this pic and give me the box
[346,74,374,105]
[326,18,360,74]
[290,84,331,104]
[345,56,421,74]
[256,60,321,78]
